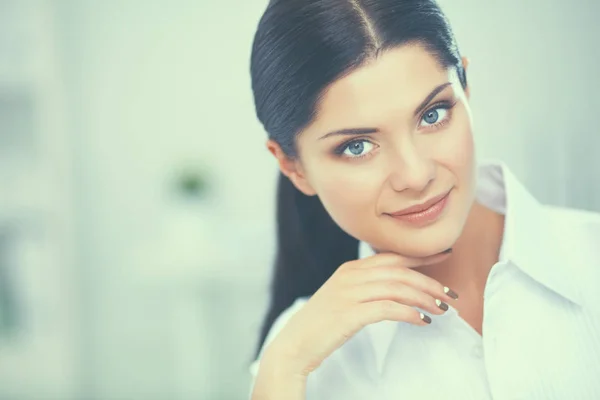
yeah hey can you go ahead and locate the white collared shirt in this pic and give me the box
[250,162,600,399]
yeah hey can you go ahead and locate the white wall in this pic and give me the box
[441,0,600,208]
[57,1,277,399]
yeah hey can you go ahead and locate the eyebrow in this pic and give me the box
[413,82,453,117]
[318,127,379,140]
[318,82,453,140]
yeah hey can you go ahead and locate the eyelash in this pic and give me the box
[333,100,457,160]
[420,100,456,130]
[333,137,378,160]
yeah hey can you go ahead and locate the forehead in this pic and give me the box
[307,45,451,132]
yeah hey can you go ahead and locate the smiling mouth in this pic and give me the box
[388,190,452,216]
[386,189,452,227]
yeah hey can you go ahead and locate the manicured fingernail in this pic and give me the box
[420,313,432,324]
[444,286,459,300]
[442,248,453,254]
[435,299,449,311]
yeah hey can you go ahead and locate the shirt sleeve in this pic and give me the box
[248,297,309,398]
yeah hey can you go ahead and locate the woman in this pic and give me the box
[248,0,600,399]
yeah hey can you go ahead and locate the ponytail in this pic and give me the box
[254,173,358,356]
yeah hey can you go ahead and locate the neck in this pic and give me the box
[415,201,505,299]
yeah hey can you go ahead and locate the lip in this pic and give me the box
[385,189,452,227]
[389,190,452,216]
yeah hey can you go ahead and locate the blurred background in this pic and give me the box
[0,0,598,399]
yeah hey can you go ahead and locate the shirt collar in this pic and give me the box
[478,161,583,306]
[358,161,585,374]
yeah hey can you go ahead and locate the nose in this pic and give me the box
[387,141,435,193]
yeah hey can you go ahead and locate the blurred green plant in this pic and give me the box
[174,166,212,200]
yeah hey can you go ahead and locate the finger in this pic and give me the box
[349,300,431,329]
[350,249,453,270]
[391,266,459,302]
[352,281,449,315]
[346,264,458,303]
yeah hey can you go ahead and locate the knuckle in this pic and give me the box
[338,261,351,271]
[339,259,359,271]
[332,268,351,284]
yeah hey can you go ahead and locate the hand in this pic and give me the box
[262,250,457,377]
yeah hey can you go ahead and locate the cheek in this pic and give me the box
[306,159,384,235]
[433,108,475,182]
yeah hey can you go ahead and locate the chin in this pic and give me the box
[375,214,465,258]
[395,241,455,258]
[387,238,456,258]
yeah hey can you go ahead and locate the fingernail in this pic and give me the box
[444,286,459,300]
[435,299,449,311]
[420,313,432,324]
[442,248,453,254]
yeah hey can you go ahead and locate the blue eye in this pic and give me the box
[420,107,448,127]
[342,140,375,158]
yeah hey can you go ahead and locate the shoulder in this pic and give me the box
[249,297,310,376]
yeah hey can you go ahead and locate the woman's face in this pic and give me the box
[277,44,476,257]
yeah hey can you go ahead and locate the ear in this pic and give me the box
[461,56,471,99]
[266,139,317,196]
